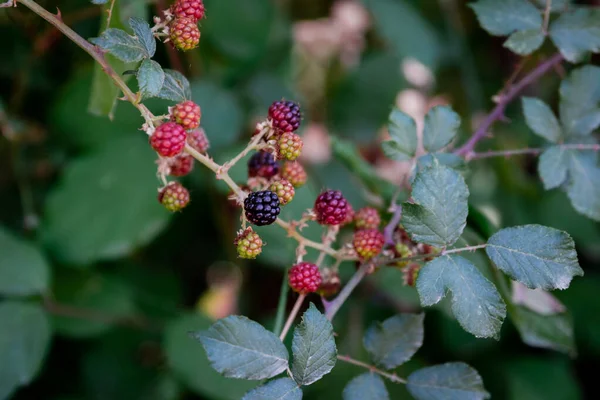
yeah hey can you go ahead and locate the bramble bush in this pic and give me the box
[0,0,599,399]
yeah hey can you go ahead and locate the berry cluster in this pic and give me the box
[168,0,205,52]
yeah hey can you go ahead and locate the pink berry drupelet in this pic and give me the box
[158,182,190,212]
[354,207,381,230]
[353,229,385,260]
[288,262,322,294]
[280,162,307,188]
[171,0,206,22]
[151,122,187,157]
[171,100,201,130]
[314,190,348,226]
[170,17,200,51]
[268,100,302,133]
[169,154,194,176]
[187,127,210,153]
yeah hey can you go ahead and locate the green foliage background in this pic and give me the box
[0,0,599,399]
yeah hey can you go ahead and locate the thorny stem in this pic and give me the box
[273,270,290,335]
[455,53,564,156]
[468,143,600,160]
[221,129,268,172]
[384,243,488,266]
[279,294,305,341]
[276,218,349,260]
[337,355,407,384]
[315,226,340,267]
[325,263,371,321]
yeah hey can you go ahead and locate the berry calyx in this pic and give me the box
[314,190,348,225]
[353,229,385,260]
[248,151,279,179]
[268,100,302,133]
[235,227,263,259]
[277,132,303,160]
[171,0,206,22]
[187,127,210,153]
[288,262,322,294]
[150,122,187,157]
[169,154,194,176]
[280,161,307,188]
[170,17,200,51]
[171,100,201,130]
[158,182,190,212]
[244,190,281,226]
[354,207,381,230]
[269,179,295,205]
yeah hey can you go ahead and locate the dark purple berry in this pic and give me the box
[248,151,279,178]
[244,190,281,226]
[268,100,302,133]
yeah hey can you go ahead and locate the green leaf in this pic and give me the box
[413,153,468,181]
[91,0,109,3]
[343,373,389,400]
[196,315,289,380]
[0,302,51,400]
[137,59,164,98]
[565,150,600,221]
[511,306,575,355]
[157,69,191,102]
[538,146,569,189]
[402,162,469,247]
[0,227,50,297]
[42,136,170,265]
[242,378,302,400]
[363,313,424,370]
[504,29,545,55]
[407,362,490,400]
[128,17,155,58]
[417,256,506,339]
[486,225,583,290]
[382,108,417,161]
[90,28,147,62]
[559,65,600,137]
[291,303,336,386]
[522,97,562,143]
[469,0,542,36]
[549,9,600,63]
[422,106,461,152]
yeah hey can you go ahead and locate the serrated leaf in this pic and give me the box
[486,225,583,290]
[157,69,191,102]
[402,162,469,247]
[291,303,336,386]
[343,373,389,400]
[422,105,461,152]
[407,362,490,400]
[128,17,155,58]
[242,378,302,400]
[538,146,569,190]
[566,150,600,221]
[382,108,417,161]
[0,227,50,297]
[469,0,542,36]
[90,28,147,62]
[413,153,468,184]
[417,256,506,339]
[196,316,289,380]
[504,29,545,55]
[549,9,600,63]
[522,97,563,142]
[511,306,575,355]
[0,302,51,400]
[559,65,600,137]
[363,313,424,370]
[137,59,164,98]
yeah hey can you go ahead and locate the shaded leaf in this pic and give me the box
[343,373,389,400]
[511,306,575,355]
[559,65,600,137]
[382,108,417,161]
[522,97,562,143]
[413,153,468,183]
[90,28,147,62]
[470,0,542,36]
[157,69,191,102]
[128,17,155,58]
[422,105,461,152]
[504,29,545,55]
[417,256,506,339]
[512,282,566,316]
[538,146,569,190]
[291,303,336,386]
[137,59,164,98]
[196,316,289,380]
[549,9,600,63]
[407,362,490,400]
[566,150,600,221]
[242,378,302,400]
[363,313,424,370]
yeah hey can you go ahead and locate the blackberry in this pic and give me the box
[244,190,281,226]
[248,151,279,179]
[314,189,348,225]
[288,262,322,294]
[268,100,302,133]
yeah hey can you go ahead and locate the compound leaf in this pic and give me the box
[382,108,418,161]
[343,373,389,400]
[522,97,562,143]
[549,9,600,63]
[407,362,490,400]
[422,105,461,152]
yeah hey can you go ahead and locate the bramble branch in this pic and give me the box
[337,355,407,384]
[468,143,600,161]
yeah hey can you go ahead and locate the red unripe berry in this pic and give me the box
[288,262,322,294]
[151,122,187,157]
[354,207,381,230]
[171,100,201,130]
[268,100,302,133]
[317,270,341,298]
[314,190,348,226]
[170,17,200,51]
[353,229,385,260]
[341,203,355,227]
[187,127,210,153]
[171,0,206,22]
[169,154,194,176]
[280,162,307,188]
[158,182,190,212]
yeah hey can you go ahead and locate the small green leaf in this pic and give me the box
[90,28,147,62]
[196,316,289,380]
[511,306,575,355]
[566,150,600,221]
[0,227,50,297]
[0,302,51,400]
[343,373,389,400]
[363,313,424,370]
[559,65,600,137]
[382,108,418,161]
[422,105,461,152]
[137,59,164,98]
[91,0,109,4]
[486,225,583,290]
[128,17,155,58]
[402,162,469,247]
[538,146,569,190]
[407,362,490,400]
[504,29,545,55]
[413,153,468,181]
[522,97,562,143]
[242,378,302,400]
[157,69,192,102]
[291,303,336,386]
[417,256,506,339]
[469,0,542,36]
[549,9,600,63]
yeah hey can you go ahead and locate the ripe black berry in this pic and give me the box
[268,100,302,133]
[244,190,281,226]
[248,151,279,178]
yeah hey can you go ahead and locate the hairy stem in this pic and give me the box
[279,294,305,341]
[325,263,370,320]
[469,143,600,160]
[542,0,553,34]
[273,270,290,335]
[337,355,407,384]
[383,205,402,246]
